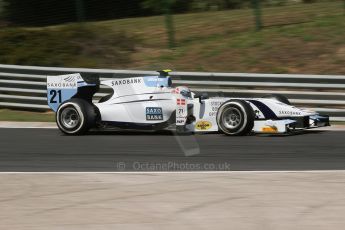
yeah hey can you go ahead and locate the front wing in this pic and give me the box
[250,115,330,134]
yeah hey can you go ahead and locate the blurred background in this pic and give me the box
[0,0,344,74]
[0,0,344,121]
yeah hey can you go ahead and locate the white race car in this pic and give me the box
[47,70,330,135]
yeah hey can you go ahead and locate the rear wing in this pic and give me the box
[47,73,98,111]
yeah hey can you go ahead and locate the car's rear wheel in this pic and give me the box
[263,94,290,105]
[56,98,97,135]
[217,100,255,136]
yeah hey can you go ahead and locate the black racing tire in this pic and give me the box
[56,98,98,135]
[216,100,255,136]
[263,94,291,105]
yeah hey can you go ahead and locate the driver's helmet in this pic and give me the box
[172,86,192,98]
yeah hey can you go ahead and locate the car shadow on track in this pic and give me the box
[254,130,327,137]
[81,129,327,137]
[87,129,176,136]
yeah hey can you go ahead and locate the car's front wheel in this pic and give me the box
[56,98,97,135]
[216,100,255,136]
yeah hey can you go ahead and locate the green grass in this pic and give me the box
[0,109,54,122]
[1,2,344,121]
[0,1,344,73]
[0,25,139,68]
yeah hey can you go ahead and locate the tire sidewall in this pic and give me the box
[217,100,254,136]
[56,101,86,135]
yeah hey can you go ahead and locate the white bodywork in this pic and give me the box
[96,77,175,125]
[47,73,329,134]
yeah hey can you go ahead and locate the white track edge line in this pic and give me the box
[1,170,345,174]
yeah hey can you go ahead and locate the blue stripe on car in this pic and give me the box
[248,100,278,119]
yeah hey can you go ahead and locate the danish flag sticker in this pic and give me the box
[177,99,186,105]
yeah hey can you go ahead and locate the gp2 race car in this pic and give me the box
[47,70,330,135]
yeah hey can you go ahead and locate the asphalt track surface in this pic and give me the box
[0,128,344,172]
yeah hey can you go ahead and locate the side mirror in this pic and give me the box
[194,93,209,103]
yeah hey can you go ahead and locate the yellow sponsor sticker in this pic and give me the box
[261,126,278,133]
[195,121,212,130]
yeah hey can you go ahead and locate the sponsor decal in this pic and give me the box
[64,76,76,82]
[144,77,170,87]
[261,126,278,133]
[195,121,212,130]
[210,101,222,106]
[279,110,301,116]
[176,119,185,124]
[176,98,186,105]
[111,78,142,86]
[176,100,187,126]
[177,108,185,116]
[47,74,83,88]
[47,82,77,88]
[146,107,163,120]
[209,101,223,116]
